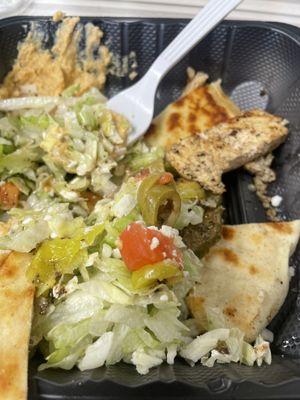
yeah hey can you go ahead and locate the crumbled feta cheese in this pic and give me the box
[271,195,283,207]
[150,237,160,250]
[85,253,98,267]
[50,232,58,239]
[160,225,186,248]
[160,294,168,302]
[67,160,77,169]
[112,248,121,259]
[52,284,62,299]
[23,217,33,225]
[60,189,78,201]
[160,225,176,238]
[102,243,112,258]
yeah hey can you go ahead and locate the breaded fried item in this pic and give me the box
[145,73,240,149]
[167,110,288,193]
[0,252,34,400]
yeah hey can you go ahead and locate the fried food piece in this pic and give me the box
[181,207,223,258]
[167,110,288,193]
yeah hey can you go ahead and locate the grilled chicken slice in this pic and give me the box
[167,110,288,193]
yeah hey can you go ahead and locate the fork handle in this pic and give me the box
[150,0,243,79]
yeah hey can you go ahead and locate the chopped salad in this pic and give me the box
[0,88,271,374]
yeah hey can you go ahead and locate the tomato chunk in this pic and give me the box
[158,172,173,185]
[82,190,101,212]
[134,168,150,181]
[0,182,20,210]
[119,222,183,271]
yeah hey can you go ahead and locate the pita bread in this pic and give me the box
[145,73,240,150]
[187,220,300,342]
[0,252,34,400]
[167,110,288,193]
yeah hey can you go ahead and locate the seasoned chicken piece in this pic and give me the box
[167,110,288,193]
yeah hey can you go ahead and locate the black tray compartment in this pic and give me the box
[0,16,300,400]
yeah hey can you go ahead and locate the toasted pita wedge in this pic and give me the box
[145,73,240,149]
[187,220,300,342]
[0,252,34,400]
[167,110,288,193]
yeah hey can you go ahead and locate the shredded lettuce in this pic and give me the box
[0,147,40,176]
[180,328,271,368]
[78,332,114,370]
[0,219,50,252]
[0,88,128,208]
[33,270,192,373]
[131,348,164,375]
[0,96,60,111]
[31,226,272,374]
[124,142,164,172]
[111,194,136,218]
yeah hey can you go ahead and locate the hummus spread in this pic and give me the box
[0,16,111,98]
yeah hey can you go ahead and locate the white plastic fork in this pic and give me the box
[107,0,243,144]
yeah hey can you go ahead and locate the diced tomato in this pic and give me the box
[134,168,150,181]
[0,182,20,210]
[158,172,173,185]
[82,190,101,212]
[119,222,183,271]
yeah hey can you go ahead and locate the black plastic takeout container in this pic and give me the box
[0,16,300,400]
